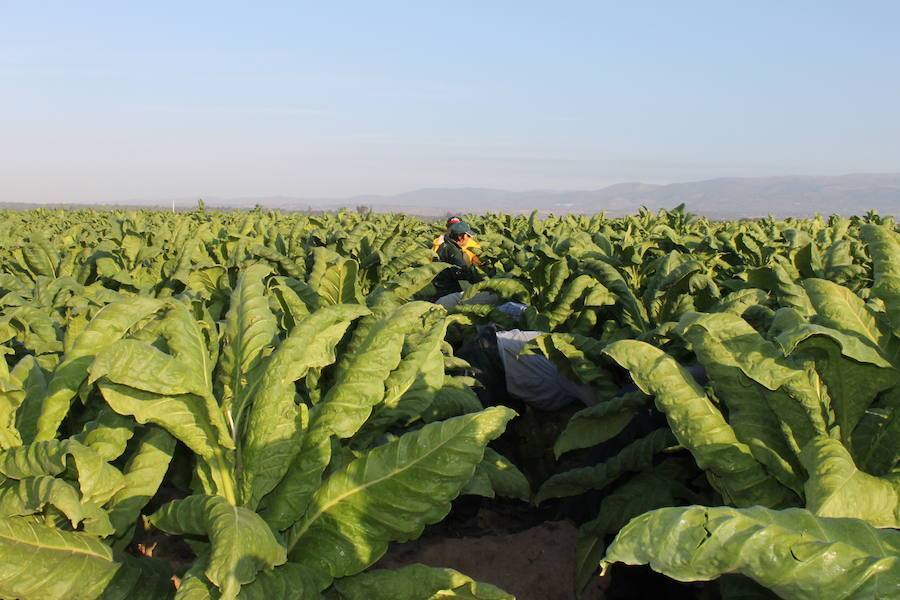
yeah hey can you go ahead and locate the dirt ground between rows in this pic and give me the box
[378,520,605,600]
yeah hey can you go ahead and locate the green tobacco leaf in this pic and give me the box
[602,340,793,508]
[0,439,125,505]
[107,427,176,542]
[461,278,531,304]
[34,296,162,442]
[238,562,326,600]
[331,564,514,600]
[150,495,287,600]
[0,475,89,528]
[851,387,900,475]
[747,264,814,317]
[218,263,277,423]
[0,360,25,450]
[96,383,236,502]
[543,275,613,329]
[101,551,175,600]
[709,288,769,316]
[803,278,893,351]
[287,407,515,582]
[73,407,136,462]
[176,557,324,600]
[381,317,447,412]
[778,327,898,442]
[553,392,649,458]
[364,317,448,436]
[461,466,494,498]
[575,461,698,593]
[861,224,900,338]
[162,301,217,397]
[9,355,46,450]
[601,506,900,600]
[422,379,483,422]
[379,263,450,301]
[0,516,171,600]
[800,436,899,528]
[258,431,331,531]
[536,428,675,503]
[478,448,530,501]
[90,338,233,451]
[677,312,826,459]
[240,304,368,509]
[310,302,435,440]
[582,258,649,333]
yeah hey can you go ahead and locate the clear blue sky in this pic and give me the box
[2,1,899,203]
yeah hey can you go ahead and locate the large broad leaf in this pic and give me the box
[552,391,649,458]
[461,278,531,304]
[677,313,816,494]
[575,460,699,593]
[777,325,898,442]
[800,436,899,528]
[308,249,363,306]
[709,288,769,316]
[536,428,675,503]
[475,448,530,502]
[90,340,233,452]
[239,304,368,509]
[34,296,162,442]
[73,407,136,463]
[258,431,331,531]
[0,358,26,450]
[803,278,893,351]
[286,406,515,582]
[217,263,277,423]
[851,387,900,475]
[107,426,176,542]
[95,382,236,502]
[176,558,325,600]
[601,505,900,600]
[149,495,287,600]
[582,258,649,333]
[861,224,900,338]
[330,564,514,600]
[747,264,814,317]
[0,475,96,530]
[676,312,826,459]
[310,302,436,440]
[377,263,449,301]
[0,439,125,505]
[602,340,792,508]
[0,516,172,600]
[162,301,217,398]
[9,355,46,450]
[102,553,176,600]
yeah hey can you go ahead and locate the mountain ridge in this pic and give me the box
[3,173,898,218]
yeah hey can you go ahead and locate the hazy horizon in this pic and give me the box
[2,2,900,205]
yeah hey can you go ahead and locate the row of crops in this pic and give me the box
[0,205,897,599]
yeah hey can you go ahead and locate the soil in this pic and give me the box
[378,518,604,600]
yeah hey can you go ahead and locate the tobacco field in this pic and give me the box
[0,205,897,599]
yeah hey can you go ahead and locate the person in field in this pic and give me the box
[432,216,481,266]
[432,221,492,307]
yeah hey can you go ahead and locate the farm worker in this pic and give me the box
[432,215,481,266]
[432,221,484,303]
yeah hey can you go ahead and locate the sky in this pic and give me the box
[1,1,899,204]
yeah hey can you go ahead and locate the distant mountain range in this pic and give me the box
[4,173,899,218]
